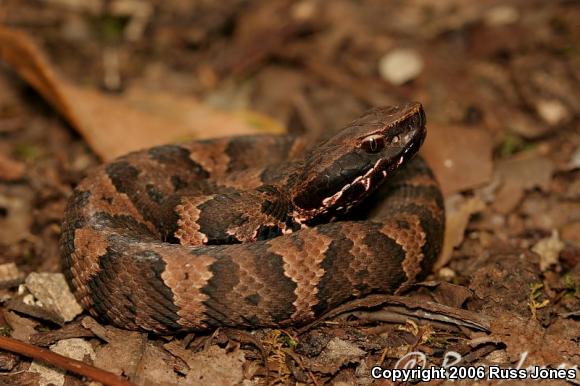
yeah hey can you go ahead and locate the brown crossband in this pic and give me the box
[60,102,445,333]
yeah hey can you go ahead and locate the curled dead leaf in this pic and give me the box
[0,26,284,161]
[421,124,493,197]
[436,195,486,269]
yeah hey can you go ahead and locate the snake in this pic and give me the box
[60,102,445,334]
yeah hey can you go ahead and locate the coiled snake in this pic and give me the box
[60,102,445,334]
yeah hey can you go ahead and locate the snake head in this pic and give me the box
[290,102,426,223]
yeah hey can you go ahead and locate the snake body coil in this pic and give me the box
[60,102,444,334]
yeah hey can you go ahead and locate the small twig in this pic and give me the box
[0,336,134,386]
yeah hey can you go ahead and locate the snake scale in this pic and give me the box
[60,102,445,334]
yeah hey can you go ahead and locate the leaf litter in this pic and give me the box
[0,0,578,385]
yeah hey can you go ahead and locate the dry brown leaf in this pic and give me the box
[80,316,109,341]
[29,321,94,347]
[0,153,25,181]
[422,124,493,196]
[4,311,38,342]
[163,343,246,386]
[436,194,486,269]
[493,154,554,214]
[93,327,147,379]
[0,26,284,161]
[133,343,188,386]
[306,337,366,374]
[411,282,473,309]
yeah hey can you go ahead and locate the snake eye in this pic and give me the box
[361,135,385,153]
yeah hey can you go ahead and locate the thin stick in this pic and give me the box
[0,336,134,386]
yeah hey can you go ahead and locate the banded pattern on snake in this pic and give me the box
[60,102,444,334]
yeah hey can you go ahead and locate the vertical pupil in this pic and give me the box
[362,136,384,153]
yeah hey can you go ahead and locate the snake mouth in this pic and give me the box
[293,121,426,223]
[318,125,426,214]
[291,103,426,223]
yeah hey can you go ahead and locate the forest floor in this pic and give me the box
[0,0,578,385]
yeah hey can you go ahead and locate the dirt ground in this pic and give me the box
[0,0,578,385]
